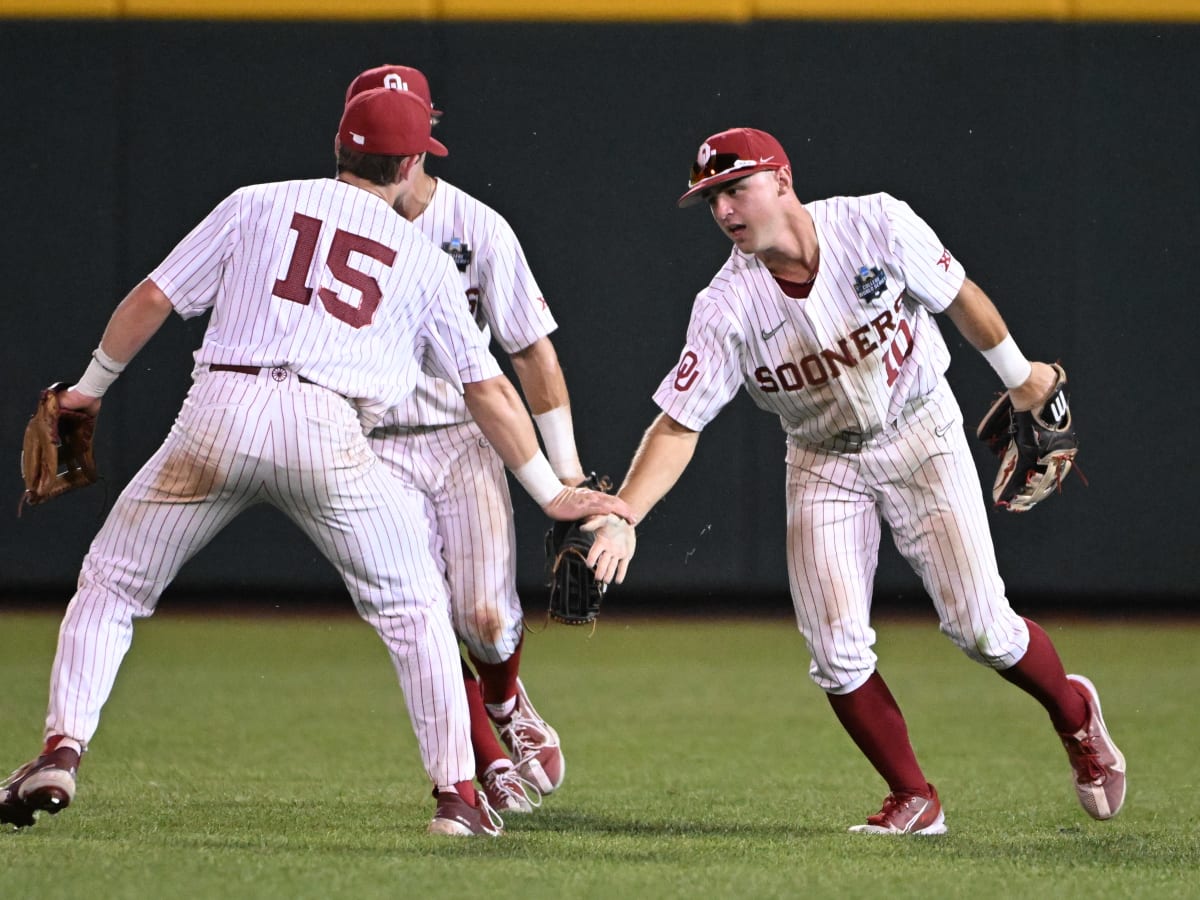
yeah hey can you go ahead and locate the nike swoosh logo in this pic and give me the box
[761,322,785,340]
[935,422,953,437]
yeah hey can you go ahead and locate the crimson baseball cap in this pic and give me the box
[342,65,447,156]
[337,87,446,157]
[346,64,442,117]
[677,127,791,208]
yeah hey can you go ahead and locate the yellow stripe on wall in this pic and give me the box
[1073,0,1200,19]
[1,0,117,11]
[124,0,438,16]
[0,0,437,16]
[2,0,1199,21]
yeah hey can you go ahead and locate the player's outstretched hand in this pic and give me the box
[541,488,637,526]
[581,514,636,585]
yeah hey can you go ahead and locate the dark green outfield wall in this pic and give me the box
[2,20,1197,609]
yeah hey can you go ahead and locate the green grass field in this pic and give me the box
[1,610,1196,899]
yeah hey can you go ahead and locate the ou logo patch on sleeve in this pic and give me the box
[674,350,700,391]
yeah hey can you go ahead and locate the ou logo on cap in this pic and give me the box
[695,141,716,167]
[383,73,409,91]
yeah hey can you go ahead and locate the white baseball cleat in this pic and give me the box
[1060,674,1126,820]
[494,679,565,794]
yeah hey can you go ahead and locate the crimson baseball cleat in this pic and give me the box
[849,783,947,835]
[0,742,80,829]
[481,761,543,814]
[493,678,565,794]
[1060,674,1126,820]
[427,789,503,837]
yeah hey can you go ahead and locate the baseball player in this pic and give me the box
[0,87,632,838]
[342,65,583,813]
[587,127,1125,834]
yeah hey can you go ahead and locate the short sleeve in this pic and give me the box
[651,292,744,432]
[476,215,557,354]
[149,190,243,319]
[881,193,966,313]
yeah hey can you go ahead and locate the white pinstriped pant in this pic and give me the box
[785,386,1030,694]
[45,370,472,786]
[369,420,523,665]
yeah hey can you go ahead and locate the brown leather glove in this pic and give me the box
[20,382,98,511]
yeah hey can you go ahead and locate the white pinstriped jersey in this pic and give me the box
[150,178,502,429]
[654,193,966,443]
[380,179,557,428]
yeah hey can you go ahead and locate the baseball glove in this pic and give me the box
[545,473,612,626]
[20,382,98,511]
[976,363,1078,513]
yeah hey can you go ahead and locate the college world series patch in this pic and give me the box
[442,237,473,272]
[853,265,887,302]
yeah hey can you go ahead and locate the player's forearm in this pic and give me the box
[67,279,175,405]
[509,337,569,414]
[617,413,699,521]
[944,277,1055,407]
[98,278,175,364]
[463,375,543,471]
[942,277,1010,352]
[510,337,584,481]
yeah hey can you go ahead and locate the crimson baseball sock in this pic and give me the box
[827,672,929,797]
[997,617,1088,733]
[460,659,512,777]
[447,780,477,807]
[470,634,524,715]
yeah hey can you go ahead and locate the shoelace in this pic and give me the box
[476,793,506,835]
[1064,736,1107,784]
[501,710,553,757]
[870,791,929,827]
[488,767,544,809]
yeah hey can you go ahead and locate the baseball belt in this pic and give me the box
[209,364,316,385]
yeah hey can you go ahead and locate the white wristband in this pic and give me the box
[70,347,127,398]
[511,453,565,507]
[532,406,584,480]
[981,334,1033,389]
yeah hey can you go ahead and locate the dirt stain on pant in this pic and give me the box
[150,445,224,502]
